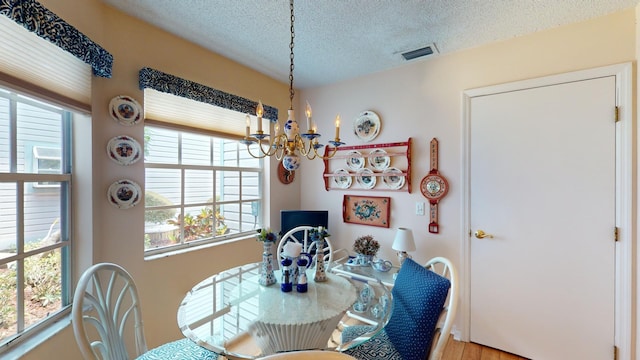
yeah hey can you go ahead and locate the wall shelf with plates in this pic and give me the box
[323,138,412,192]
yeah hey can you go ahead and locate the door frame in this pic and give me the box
[459,63,633,359]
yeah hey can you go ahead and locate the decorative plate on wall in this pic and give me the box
[109,95,142,126]
[345,150,365,171]
[368,149,390,170]
[382,167,405,190]
[333,168,352,189]
[107,179,142,209]
[356,168,376,189]
[353,110,380,142]
[107,135,142,165]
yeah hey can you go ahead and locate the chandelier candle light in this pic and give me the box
[241,0,344,171]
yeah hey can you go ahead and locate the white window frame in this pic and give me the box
[0,88,73,352]
[32,146,62,188]
[144,124,264,256]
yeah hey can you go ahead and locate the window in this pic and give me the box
[32,146,62,188]
[0,87,73,347]
[144,124,263,254]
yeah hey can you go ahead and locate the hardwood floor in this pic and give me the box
[441,335,529,360]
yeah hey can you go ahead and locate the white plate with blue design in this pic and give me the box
[368,149,390,170]
[356,168,376,189]
[382,167,405,190]
[353,110,380,142]
[345,150,365,171]
[333,168,352,189]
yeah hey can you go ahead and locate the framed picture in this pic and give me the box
[343,195,391,228]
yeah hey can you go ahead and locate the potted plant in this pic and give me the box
[353,235,379,265]
[256,227,279,243]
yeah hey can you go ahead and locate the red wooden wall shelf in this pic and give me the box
[322,137,412,192]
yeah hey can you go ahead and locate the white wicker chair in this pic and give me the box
[340,257,458,360]
[72,263,217,360]
[277,225,334,269]
[424,256,459,360]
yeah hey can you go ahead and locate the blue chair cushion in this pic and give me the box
[137,338,219,360]
[344,329,402,360]
[385,258,451,360]
[341,324,374,343]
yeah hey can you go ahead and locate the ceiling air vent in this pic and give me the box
[401,44,437,61]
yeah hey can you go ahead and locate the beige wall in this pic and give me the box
[23,0,294,358]
[17,1,638,359]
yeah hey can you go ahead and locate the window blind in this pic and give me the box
[139,67,278,137]
[144,88,259,138]
[0,15,91,113]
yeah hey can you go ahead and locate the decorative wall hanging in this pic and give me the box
[107,179,141,209]
[107,135,141,165]
[109,95,142,126]
[353,110,381,142]
[277,162,295,184]
[343,195,390,228]
[420,138,449,233]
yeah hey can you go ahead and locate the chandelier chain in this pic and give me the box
[242,0,343,168]
[289,0,295,110]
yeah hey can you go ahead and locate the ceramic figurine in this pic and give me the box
[281,258,293,292]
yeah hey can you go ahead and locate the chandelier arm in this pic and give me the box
[320,146,340,160]
[245,134,290,159]
[245,144,270,159]
[259,139,281,157]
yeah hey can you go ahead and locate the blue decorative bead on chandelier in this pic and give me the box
[241,0,344,171]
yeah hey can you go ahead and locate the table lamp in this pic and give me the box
[392,227,416,266]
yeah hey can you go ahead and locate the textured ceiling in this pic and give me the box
[102,0,639,88]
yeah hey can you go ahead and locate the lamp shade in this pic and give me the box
[392,227,416,252]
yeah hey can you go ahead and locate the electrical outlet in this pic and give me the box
[416,202,425,216]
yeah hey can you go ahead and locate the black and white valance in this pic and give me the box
[139,67,278,122]
[0,0,113,78]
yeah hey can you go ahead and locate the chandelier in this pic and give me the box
[242,0,344,171]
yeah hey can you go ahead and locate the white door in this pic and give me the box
[468,75,616,359]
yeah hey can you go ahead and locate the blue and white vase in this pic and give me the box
[314,240,327,282]
[356,253,373,266]
[259,241,276,286]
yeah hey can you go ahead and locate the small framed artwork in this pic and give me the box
[343,195,391,228]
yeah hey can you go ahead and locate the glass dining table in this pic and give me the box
[177,262,391,359]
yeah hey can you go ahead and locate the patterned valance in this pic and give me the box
[0,0,113,78]
[139,67,278,122]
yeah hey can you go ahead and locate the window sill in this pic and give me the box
[144,233,256,261]
[0,311,72,360]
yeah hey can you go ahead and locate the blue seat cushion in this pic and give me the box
[137,338,218,360]
[343,329,402,360]
[385,259,451,360]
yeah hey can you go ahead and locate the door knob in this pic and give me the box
[474,230,494,239]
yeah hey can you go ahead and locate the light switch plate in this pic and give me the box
[416,202,425,216]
